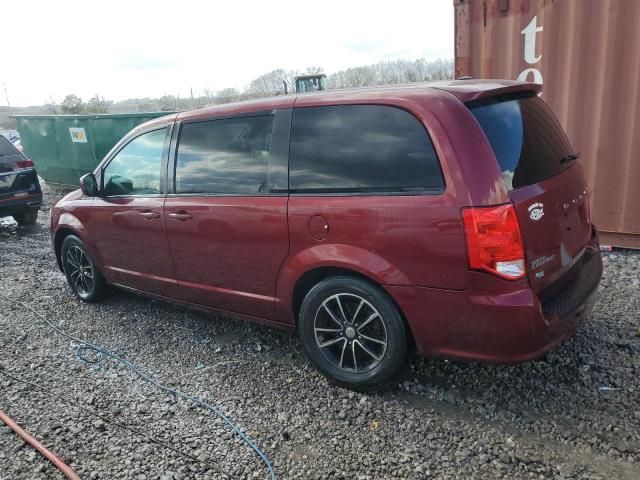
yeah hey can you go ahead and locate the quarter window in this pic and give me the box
[175,115,273,195]
[102,128,166,196]
[289,105,444,193]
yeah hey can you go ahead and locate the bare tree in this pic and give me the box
[327,58,454,90]
[215,88,241,104]
[86,94,109,113]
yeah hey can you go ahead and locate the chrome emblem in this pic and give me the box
[528,202,544,221]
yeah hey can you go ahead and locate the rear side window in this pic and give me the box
[0,136,21,157]
[470,94,574,191]
[175,115,273,195]
[289,105,444,193]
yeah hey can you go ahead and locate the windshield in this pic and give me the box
[470,93,574,191]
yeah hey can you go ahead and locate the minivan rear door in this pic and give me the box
[470,93,592,293]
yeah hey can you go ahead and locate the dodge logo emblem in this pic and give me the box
[528,202,544,221]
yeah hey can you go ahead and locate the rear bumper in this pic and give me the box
[388,237,603,363]
[0,192,43,217]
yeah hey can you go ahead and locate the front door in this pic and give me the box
[90,127,176,296]
[164,114,289,319]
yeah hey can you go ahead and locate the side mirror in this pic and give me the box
[79,173,98,197]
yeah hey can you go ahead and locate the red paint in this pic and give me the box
[308,215,329,241]
[89,196,176,296]
[163,196,289,319]
[51,80,602,364]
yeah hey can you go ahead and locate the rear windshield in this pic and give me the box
[470,93,574,191]
[0,136,21,157]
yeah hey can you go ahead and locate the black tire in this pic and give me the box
[298,276,408,391]
[13,208,38,226]
[61,235,108,302]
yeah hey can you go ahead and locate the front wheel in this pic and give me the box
[61,235,108,302]
[298,276,409,391]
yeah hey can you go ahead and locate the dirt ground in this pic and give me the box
[0,185,638,479]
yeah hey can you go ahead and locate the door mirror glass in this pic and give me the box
[79,173,98,197]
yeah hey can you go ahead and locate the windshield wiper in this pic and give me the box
[560,152,580,164]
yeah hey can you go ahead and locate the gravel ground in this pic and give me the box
[0,183,639,480]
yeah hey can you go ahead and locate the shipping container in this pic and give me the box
[14,112,174,187]
[455,0,640,248]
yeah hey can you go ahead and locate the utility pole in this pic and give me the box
[49,95,57,114]
[2,83,10,108]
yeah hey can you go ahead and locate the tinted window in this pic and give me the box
[0,136,21,157]
[470,94,574,191]
[103,128,166,196]
[175,115,273,195]
[290,105,444,193]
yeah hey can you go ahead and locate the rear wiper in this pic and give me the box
[560,152,580,164]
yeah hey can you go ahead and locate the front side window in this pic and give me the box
[289,105,444,193]
[175,115,273,195]
[102,128,166,196]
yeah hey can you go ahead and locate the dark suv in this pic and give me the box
[50,80,602,391]
[0,135,42,225]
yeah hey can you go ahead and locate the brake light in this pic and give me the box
[462,204,526,280]
[13,159,33,169]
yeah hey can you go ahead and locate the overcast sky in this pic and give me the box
[2,1,453,107]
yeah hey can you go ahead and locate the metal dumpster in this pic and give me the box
[13,112,174,187]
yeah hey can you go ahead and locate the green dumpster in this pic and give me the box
[13,112,175,187]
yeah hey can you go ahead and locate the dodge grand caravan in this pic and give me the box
[50,80,602,391]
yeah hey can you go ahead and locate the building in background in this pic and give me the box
[455,0,639,248]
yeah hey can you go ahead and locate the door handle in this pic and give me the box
[139,210,160,220]
[168,210,193,221]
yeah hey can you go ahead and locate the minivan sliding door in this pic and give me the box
[164,110,291,319]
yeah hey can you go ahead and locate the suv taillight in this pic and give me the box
[462,204,526,280]
[13,159,33,169]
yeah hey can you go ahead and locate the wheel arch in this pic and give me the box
[287,265,417,351]
[53,213,99,272]
[53,227,77,271]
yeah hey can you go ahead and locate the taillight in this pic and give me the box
[462,204,526,280]
[13,159,33,169]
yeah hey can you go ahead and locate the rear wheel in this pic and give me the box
[298,276,408,391]
[61,235,108,302]
[13,208,38,226]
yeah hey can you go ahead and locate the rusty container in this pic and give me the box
[455,0,640,248]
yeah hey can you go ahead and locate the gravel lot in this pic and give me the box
[1,184,639,480]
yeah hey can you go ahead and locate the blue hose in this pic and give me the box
[0,293,277,480]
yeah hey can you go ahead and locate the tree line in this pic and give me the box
[53,57,453,114]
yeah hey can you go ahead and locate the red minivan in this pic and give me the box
[51,80,602,391]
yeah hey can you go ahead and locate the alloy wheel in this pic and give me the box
[313,293,388,373]
[65,245,94,296]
